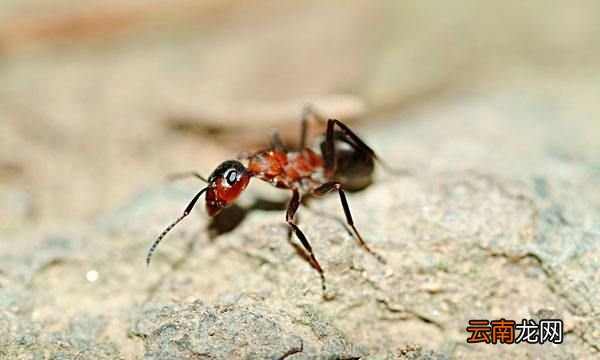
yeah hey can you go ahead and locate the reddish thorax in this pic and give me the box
[247,148,323,189]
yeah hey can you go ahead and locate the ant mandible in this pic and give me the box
[147,106,399,292]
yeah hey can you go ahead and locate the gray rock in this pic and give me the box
[132,295,363,360]
[2,82,600,359]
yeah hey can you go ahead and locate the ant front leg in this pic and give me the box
[286,189,326,291]
[324,118,406,178]
[312,181,386,264]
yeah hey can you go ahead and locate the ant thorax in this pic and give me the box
[247,148,323,190]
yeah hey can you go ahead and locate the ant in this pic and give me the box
[147,106,400,293]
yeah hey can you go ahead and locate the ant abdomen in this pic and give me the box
[319,131,374,192]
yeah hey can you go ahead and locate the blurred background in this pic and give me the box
[2,1,600,359]
[1,0,599,225]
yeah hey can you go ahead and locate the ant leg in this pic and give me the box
[286,212,297,242]
[270,128,287,152]
[312,181,386,264]
[324,118,407,178]
[166,171,208,183]
[300,107,308,150]
[286,189,326,291]
[300,105,326,149]
[285,212,316,266]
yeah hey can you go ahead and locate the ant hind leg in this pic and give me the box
[312,181,386,264]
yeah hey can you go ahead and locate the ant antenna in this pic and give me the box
[146,187,208,266]
[166,171,208,183]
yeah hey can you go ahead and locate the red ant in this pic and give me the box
[147,107,399,292]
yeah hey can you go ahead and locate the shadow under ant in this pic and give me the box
[206,196,354,274]
[206,198,286,239]
[207,196,354,238]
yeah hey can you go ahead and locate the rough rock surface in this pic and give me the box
[1,78,599,359]
[1,3,600,356]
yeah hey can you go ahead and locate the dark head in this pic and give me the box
[146,159,251,267]
[205,160,250,216]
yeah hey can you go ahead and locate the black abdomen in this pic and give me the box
[320,131,375,192]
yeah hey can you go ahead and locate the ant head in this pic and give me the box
[205,160,250,216]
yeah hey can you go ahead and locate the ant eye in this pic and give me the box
[225,169,238,185]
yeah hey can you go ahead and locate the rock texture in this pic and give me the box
[2,80,600,359]
[1,2,600,359]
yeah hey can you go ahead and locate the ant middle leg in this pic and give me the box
[270,128,287,152]
[299,105,326,149]
[286,189,326,291]
[312,181,386,264]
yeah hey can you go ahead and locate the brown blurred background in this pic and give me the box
[1,0,599,224]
